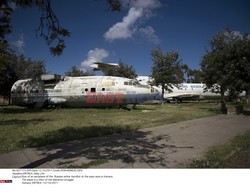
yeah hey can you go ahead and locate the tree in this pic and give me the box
[200,28,250,112]
[65,65,94,77]
[15,55,46,79]
[151,48,186,99]
[187,69,203,83]
[105,60,137,79]
[0,41,18,104]
[0,0,122,56]
[0,41,46,104]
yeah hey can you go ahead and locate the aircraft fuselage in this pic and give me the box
[11,75,160,108]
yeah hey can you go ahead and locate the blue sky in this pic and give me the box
[8,0,250,76]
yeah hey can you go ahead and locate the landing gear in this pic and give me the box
[165,100,171,103]
[173,98,182,103]
[177,99,182,103]
[119,105,131,111]
[119,104,137,111]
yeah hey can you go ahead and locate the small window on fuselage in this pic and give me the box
[91,88,96,92]
[102,88,105,91]
[85,88,88,92]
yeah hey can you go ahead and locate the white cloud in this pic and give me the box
[131,0,161,9]
[104,0,161,43]
[80,48,109,72]
[12,33,25,54]
[138,26,160,44]
[104,7,143,41]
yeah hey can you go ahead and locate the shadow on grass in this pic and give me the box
[199,107,221,114]
[0,106,156,114]
[0,118,49,126]
[0,107,48,114]
[19,125,138,148]
[243,110,250,115]
[19,126,174,168]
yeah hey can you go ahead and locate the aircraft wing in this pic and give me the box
[91,62,119,73]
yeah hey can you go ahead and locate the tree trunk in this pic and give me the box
[220,89,227,114]
[246,89,250,104]
[161,84,164,106]
[8,93,11,106]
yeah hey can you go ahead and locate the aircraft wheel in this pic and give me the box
[177,99,182,103]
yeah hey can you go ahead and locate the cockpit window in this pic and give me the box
[133,81,138,86]
[125,80,143,86]
[140,84,150,88]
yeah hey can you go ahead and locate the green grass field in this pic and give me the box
[0,102,220,153]
[188,131,250,168]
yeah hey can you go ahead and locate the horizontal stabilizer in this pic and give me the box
[91,62,119,72]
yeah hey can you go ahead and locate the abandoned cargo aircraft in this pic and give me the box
[11,74,160,108]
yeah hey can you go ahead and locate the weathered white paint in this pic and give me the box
[11,75,160,108]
